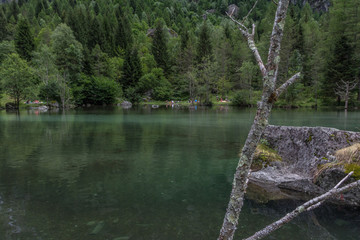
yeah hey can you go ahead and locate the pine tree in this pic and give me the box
[151,19,170,74]
[89,16,102,50]
[115,6,133,51]
[9,0,19,21]
[122,48,142,88]
[196,20,212,63]
[14,18,35,62]
[0,8,7,41]
[323,36,355,104]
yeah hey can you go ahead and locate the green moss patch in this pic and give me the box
[251,143,282,171]
[344,164,360,180]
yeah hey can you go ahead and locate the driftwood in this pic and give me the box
[218,1,301,239]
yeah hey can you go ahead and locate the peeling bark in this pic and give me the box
[218,1,301,239]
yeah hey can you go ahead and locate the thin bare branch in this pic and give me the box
[227,12,266,77]
[272,0,278,5]
[241,0,259,24]
[275,72,301,97]
[334,171,353,188]
[244,172,359,240]
[226,11,248,33]
[247,34,267,77]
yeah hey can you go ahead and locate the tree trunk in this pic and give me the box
[218,1,301,239]
[345,82,349,110]
[358,76,360,101]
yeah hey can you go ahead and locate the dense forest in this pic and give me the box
[0,0,359,108]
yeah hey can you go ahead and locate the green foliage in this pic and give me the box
[151,19,170,74]
[0,8,8,41]
[323,36,355,104]
[73,75,121,106]
[14,18,35,61]
[38,79,61,103]
[122,48,142,88]
[0,0,359,107]
[0,41,15,64]
[138,68,173,100]
[51,23,83,83]
[0,53,36,107]
[232,90,251,107]
[196,20,212,62]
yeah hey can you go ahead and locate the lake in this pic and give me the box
[0,106,359,240]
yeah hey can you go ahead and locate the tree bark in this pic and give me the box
[218,1,301,239]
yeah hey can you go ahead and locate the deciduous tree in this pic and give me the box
[0,53,35,108]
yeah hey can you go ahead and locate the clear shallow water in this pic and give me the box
[0,106,359,240]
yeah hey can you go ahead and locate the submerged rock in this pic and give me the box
[90,221,104,235]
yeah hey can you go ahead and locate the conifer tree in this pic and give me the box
[115,6,133,51]
[0,8,7,41]
[14,18,35,62]
[323,36,355,104]
[151,19,170,74]
[196,20,212,63]
[122,48,142,88]
[9,0,19,21]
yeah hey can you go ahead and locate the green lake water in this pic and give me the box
[0,106,359,240]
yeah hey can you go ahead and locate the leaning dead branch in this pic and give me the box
[226,12,266,77]
[241,0,259,24]
[275,72,301,97]
[218,1,301,239]
[244,172,359,240]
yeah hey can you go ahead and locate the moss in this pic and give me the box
[251,143,282,171]
[344,163,360,180]
[315,143,360,180]
[306,134,313,143]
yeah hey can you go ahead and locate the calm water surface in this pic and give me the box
[0,107,359,240]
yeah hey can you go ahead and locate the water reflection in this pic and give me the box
[0,107,359,239]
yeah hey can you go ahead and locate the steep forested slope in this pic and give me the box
[0,0,359,108]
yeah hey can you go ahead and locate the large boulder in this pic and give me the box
[249,125,360,206]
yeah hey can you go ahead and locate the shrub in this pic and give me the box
[73,75,121,105]
[232,90,251,106]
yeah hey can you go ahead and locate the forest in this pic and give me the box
[0,0,359,108]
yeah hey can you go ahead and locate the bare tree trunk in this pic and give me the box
[218,1,301,239]
[357,76,360,101]
[345,82,349,110]
[335,80,357,110]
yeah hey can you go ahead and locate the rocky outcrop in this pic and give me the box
[249,125,360,206]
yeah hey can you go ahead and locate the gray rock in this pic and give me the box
[121,101,132,109]
[249,125,360,206]
[263,125,360,177]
